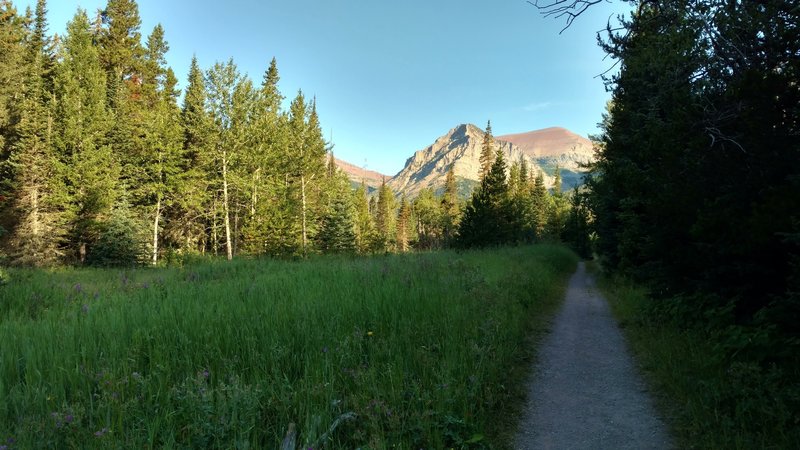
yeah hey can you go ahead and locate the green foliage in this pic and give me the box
[600,273,800,449]
[0,244,578,448]
[457,148,513,248]
[587,1,800,403]
[86,200,143,266]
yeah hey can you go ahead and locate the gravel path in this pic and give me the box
[515,262,672,450]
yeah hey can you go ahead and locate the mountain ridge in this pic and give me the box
[335,124,595,196]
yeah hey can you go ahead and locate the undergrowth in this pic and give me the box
[596,267,800,449]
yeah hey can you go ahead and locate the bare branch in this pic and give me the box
[527,0,608,33]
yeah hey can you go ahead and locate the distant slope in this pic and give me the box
[334,158,387,191]
[389,124,567,197]
[335,125,596,197]
[496,127,594,173]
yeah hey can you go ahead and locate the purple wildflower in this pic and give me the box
[73,283,82,293]
[201,369,210,379]
[64,414,74,424]
[94,427,108,437]
[81,304,89,314]
[1,445,7,450]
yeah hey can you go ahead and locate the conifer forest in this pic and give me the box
[0,0,798,447]
[0,0,580,267]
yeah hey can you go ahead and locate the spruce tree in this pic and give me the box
[375,178,396,252]
[479,120,494,180]
[55,9,119,263]
[176,55,213,253]
[457,148,512,248]
[396,196,412,252]
[0,1,28,243]
[6,0,64,265]
[440,165,460,246]
[353,182,377,254]
[316,171,355,254]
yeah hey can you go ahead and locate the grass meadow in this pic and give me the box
[0,245,577,449]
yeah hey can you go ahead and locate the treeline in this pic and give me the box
[587,0,798,433]
[0,0,582,267]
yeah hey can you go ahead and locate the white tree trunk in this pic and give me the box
[223,150,233,261]
[151,195,161,265]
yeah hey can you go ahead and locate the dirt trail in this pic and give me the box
[515,262,672,449]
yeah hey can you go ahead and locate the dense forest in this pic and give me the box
[581,0,799,437]
[0,0,581,268]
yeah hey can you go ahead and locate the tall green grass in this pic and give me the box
[0,245,577,449]
[597,270,800,450]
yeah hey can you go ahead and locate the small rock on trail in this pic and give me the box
[515,262,672,450]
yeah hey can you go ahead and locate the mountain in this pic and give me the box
[334,158,388,192]
[496,127,594,171]
[496,127,595,190]
[386,124,595,197]
[333,124,595,198]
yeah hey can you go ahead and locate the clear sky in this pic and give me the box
[20,0,631,175]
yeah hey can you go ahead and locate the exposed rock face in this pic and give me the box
[388,124,555,197]
[335,124,595,197]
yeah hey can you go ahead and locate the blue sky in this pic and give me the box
[21,0,631,175]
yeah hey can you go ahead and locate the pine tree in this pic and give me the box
[353,182,377,254]
[98,0,143,85]
[6,0,64,266]
[316,171,355,254]
[55,9,119,263]
[479,120,495,180]
[440,165,460,245]
[375,178,396,252]
[0,1,28,242]
[457,148,512,248]
[138,24,183,265]
[413,188,443,249]
[396,196,412,252]
[175,55,213,253]
[530,170,548,240]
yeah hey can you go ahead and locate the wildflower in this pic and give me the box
[131,372,141,380]
[81,304,89,314]
[322,346,328,353]
[64,414,74,424]
[73,283,82,293]
[367,331,374,337]
[201,369,210,379]
[94,428,108,437]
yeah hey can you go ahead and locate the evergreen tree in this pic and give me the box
[396,196,412,252]
[55,9,118,263]
[352,182,377,254]
[0,1,29,243]
[440,165,460,246]
[175,55,213,253]
[6,0,64,265]
[413,188,443,249]
[530,170,548,240]
[478,120,494,180]
[375,178,396,252]
[457,148,512,248]
[316,170,355,254]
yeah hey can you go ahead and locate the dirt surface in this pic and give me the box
[515,262,672,449]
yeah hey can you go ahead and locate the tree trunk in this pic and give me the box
[151,195,161,265]
[301,174,307,255]
[222,150,233,261]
